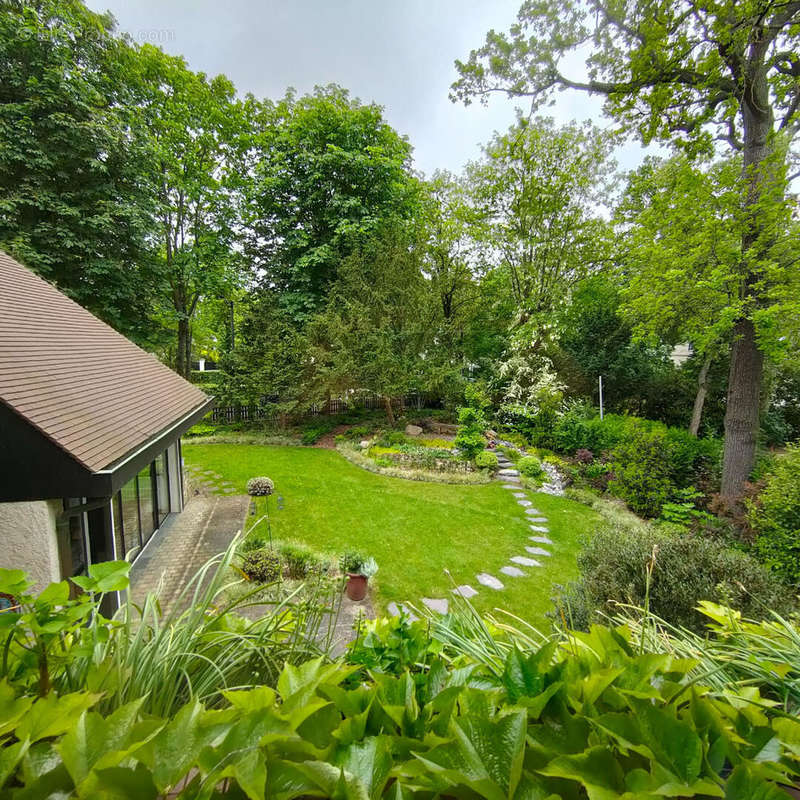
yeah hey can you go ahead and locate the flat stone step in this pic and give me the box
[500,565,525,577]
[526,546,552,557]
[422,597,449,614]
[497,468,520,477]
[476,573,504,590]
[510,555,541,567]
[524,508,543,516]
[517,499,533,507]
[530,525,550,533]
[530,535,553,544]
[452,584,478,599]
[387,601,418,620]
[513,492,527,498]
[529,517,548,523]
[501,483,521,489]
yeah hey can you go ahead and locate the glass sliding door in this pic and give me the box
[120,475,141,558]
[137,465,155,547]
[154,451,170,525]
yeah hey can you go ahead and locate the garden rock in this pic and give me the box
[500,565,525,577]
[477,573,504,590]
[498,468,519,477]
[387,601,418,621]
[511,555,541,567]
[526,546,551,556]
[422,597,449,614]
[405,424,423,436]
[359,440,371,449]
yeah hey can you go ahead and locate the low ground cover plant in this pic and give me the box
[4,575,799,797]
[474,449,498,470]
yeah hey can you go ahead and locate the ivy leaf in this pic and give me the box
[724,764,792,799]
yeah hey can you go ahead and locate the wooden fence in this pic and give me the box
[209,392,433,424]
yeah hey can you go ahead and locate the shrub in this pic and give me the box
[377,431,406,447]
[454,406,487,458]
[554,523,790,633]
[185,421,217,438]
[300,419,338,444]
[518,455,545,480]
[608,427,676,517]
[241,548,282,583]
[276,540,324,579]
[246,476,274,496]
[748,445,800,585]
[574,447,594,464]
[474,450,499,470]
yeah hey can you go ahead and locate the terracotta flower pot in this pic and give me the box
[345,573,368,601]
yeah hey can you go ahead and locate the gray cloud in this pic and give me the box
[88,0,659,177]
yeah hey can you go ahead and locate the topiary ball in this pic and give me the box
[247,476,274,497]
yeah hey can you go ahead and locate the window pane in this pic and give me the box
[155,451,170,524]
[120,476,140,558]
[138,466,155,546]
[56,499,87,580]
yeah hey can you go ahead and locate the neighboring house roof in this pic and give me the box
[0,251,211,474]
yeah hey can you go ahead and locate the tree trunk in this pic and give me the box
[176,317,192,379]
[383,395,395,426]
[688,352,712,437]
[720,318,763,499]
[719,65,776,501]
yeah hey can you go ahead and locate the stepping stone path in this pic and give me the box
[388,441,568,619]
[477,573,504,590]
[422,597,449,614]
[511,555,541,567]
[500,566,525,577]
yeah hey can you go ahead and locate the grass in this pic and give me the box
[183,443,603,628]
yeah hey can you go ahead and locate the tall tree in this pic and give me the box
[452,0,800,500]
[131,44,245,377]
[0,0,157,340]
[616,155,745,435]
[465,116,613,325]
[244,85,416,324]
[307,226,429,424]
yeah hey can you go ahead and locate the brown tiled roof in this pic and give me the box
[0,251,210,472]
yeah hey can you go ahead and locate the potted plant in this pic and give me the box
[340,551,378,601]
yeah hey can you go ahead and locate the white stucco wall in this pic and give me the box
[0,500,61,593]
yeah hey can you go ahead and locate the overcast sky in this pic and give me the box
[86,0,655,178]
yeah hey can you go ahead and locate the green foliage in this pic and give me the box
[347,615,441,677]
[241,548,282,583]
[246,85,416,322]
[608,427,677,517]
[474,450,499,470]
[340,551,376,577]
[0,0,159,341]
[185,421,217,438]
[555,523,790,633]
[300,418,338,445]
[275,540,328,579]
[659,487,713,530]
[454,406,486,458]
[4,596,800,798]
[748,446,800,585]
[517,455,544,480]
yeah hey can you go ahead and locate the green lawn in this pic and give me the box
[183,443,602,627]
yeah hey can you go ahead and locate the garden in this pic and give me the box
[4,0,800,795]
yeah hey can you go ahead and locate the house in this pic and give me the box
[0,252,213,605]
